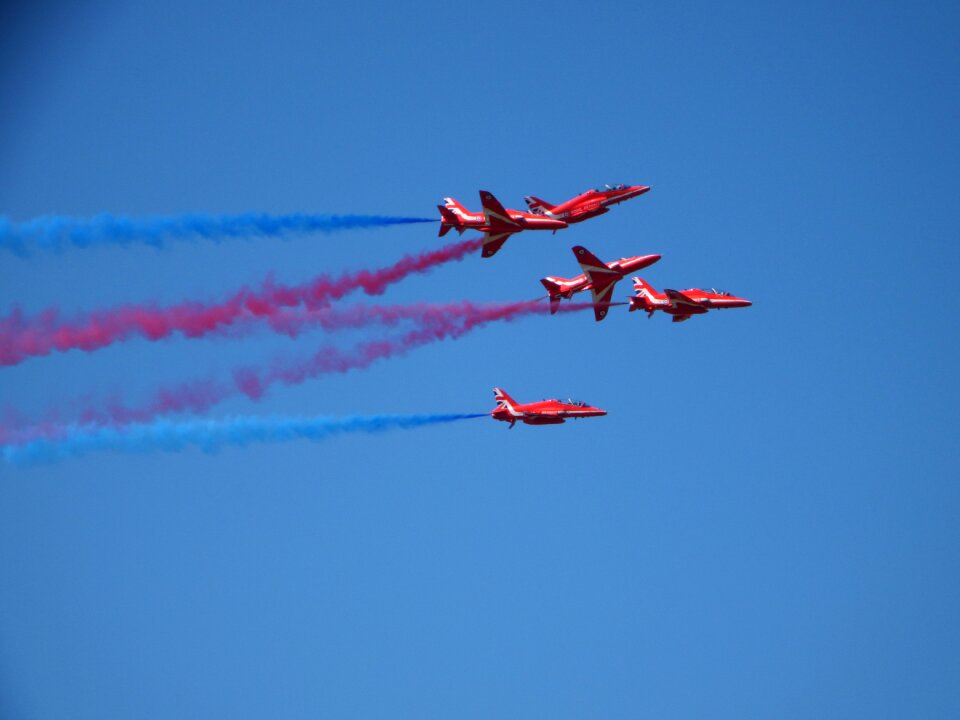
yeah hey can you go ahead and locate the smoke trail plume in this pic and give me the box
[0,237,484,365]
[1,301,597,441]
[2,413,487,465]
[0,212,436,254]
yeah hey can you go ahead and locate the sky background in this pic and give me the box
[1,1,959,717]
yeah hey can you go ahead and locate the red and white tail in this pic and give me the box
[437,205,458,237]
[540,277,564,314]
[632,276,659,300]
[443,197,473,217]
[524,196,556,216]
[493,387,518,411]
[540,277,562,295]
[630,277,661,315]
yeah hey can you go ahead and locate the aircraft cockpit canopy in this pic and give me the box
[708,288,731,296]
[590,183,628,192]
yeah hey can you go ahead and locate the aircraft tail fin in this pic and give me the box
[632,276,657,294]
[443,197,469,212]
[630,276,660,313]
[437,205,457,236]
[493,387,519,411]
[540,277,564,314]
[524,196,556,216]
[540,277,562,295]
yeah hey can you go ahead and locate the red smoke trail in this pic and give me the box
[1,301,597,443]
[0,237,483,365]
[213,302,515,339]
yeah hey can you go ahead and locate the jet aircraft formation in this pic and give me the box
[435,184,752,427]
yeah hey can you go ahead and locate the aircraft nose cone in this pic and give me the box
[634,185,651,195]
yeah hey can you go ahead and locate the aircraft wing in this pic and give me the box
[574,246,622,321]
[665,288,703,308]
[573,246,621,285]
[587,279,619,322]
[481,232,514,258]
[479,191,521,231]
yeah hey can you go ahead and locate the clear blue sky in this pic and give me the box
[1,0,958,717]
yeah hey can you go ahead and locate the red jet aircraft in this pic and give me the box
[541,245,662,321]
[524,183,650,223]
[490,388,607,428]
[438,190,567,258]
[629,277,752,322]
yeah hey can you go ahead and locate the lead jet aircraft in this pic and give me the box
[540,245,662,321]
[523,183,650,224]
[490,387,607,428]
[437,190,567,258]
[629,277,752,322]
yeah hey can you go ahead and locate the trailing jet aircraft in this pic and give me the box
[629,277,752,322]
[540,245,661,321]
[490,387,607,428]
[524,184,650,223]
[437,190,567,258]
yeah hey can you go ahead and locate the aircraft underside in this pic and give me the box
[522,416,566,425]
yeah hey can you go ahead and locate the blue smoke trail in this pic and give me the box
[0,212,437,254]
[2,413,487,465]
